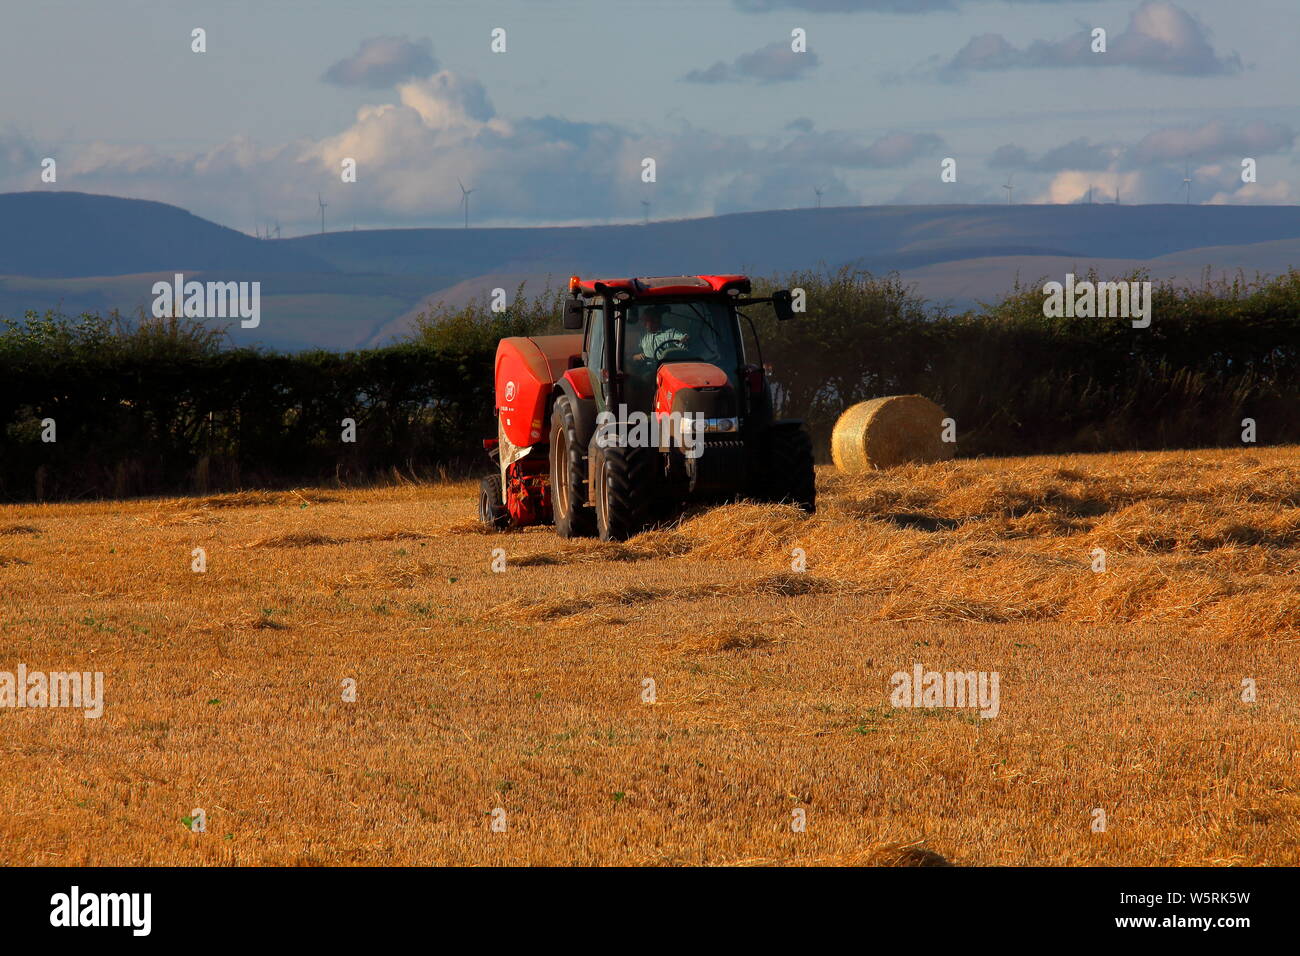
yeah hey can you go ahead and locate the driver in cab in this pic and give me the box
[633,305,718,365]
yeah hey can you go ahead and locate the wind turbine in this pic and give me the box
[1181,161,1192,205]
[458,179,475,228]
[814,185,824,209]
[1002,173,1014,204]
[1114,187,1120,205]
[641,200,650,224]
[317,193,327,235]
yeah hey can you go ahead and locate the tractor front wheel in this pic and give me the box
[591,441,657,542]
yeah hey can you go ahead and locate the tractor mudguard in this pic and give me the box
[562,366,594,401]
[555,376,598,455]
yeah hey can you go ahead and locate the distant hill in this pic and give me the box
[284,204,1300,279]
[891,237,1300,312]
[3,191,1299,350]
[0,192,334,277]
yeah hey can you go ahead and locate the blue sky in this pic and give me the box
[1,0,1296,232]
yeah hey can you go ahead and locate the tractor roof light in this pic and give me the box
[568,275,581,292]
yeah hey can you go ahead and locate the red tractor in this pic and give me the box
[478,274,815,541]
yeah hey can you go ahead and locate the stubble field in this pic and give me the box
[1,445,1296,865]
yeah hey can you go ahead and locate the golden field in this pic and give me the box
[0,445,1296,866]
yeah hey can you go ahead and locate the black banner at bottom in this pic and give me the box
[0,865,1279,942]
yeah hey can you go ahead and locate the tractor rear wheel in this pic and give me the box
[591,441,657,542]
[550,395,596,538]
[760,425,817,514]
[478,474,510,530]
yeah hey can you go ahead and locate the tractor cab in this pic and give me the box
[480,274,812,541]
[564,274,791,426]
[623,298,734,408]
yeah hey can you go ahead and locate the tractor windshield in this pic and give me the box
[623,298,740,388]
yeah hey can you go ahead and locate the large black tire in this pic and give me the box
[590,439,658,542]
[550,395,597,538]
[478,474,510,530]
[761,425,817,514]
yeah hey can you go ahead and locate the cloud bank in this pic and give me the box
[940,2,1241,78]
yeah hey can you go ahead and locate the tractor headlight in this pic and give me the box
[679,416,738,435]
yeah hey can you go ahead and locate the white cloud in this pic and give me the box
[1208,181,1295,204]
[940,2,1241,78]
[0,56,946,231]
[1129,120,1294,165]
[1037,170,1145,205]
[777,130,945,168]
[684,41,821,84]
[322,36,438,89]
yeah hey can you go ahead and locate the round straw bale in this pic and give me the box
[831,395,954,473]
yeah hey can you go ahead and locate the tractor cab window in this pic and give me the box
[584,300,604,367]
[623,299,738,388]
[584,300,608,406]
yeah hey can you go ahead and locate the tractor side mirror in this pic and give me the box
[562,296,585,330]
[772,289,795,321]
